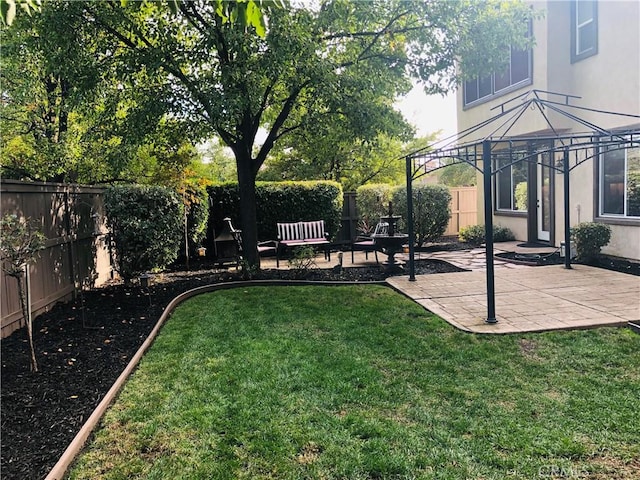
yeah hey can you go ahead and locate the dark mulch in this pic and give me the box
[495,251,640,275]
[1,257,463,480]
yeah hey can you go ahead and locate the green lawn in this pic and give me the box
[68,285,640,480]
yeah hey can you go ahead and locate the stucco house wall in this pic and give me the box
[458,0,640,260]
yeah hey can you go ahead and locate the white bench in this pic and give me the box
[276,220,331,267]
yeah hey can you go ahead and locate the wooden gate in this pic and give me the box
[444,186,478,236]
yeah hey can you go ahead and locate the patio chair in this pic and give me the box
[351,222,388,264]
[257,240,277,258]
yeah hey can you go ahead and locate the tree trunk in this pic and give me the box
[15,268,38,372]
[235,151,260,268]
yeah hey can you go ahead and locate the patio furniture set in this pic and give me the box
[214,217,399,268]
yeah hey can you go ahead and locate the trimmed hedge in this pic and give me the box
[207,181,343,241]
[105,185,183,282]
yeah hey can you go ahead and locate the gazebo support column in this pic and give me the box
[483,140,498,324]
[563,148,572,269]
[406,156,416,281]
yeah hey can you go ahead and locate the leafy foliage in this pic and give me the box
[439,162,478,187]
[183,185,210,252]
[260,123,412,191]
[0,0,40,26]
[628,171,640,216]
[104,185,183,282]
[570,222,612,261]
[515,181,528,211]
[0,214,45,277]
[287,245,317,278]
[354,184,394,235]
[0,213,46,372]
[393,185,452,246]
[458,224,516,245]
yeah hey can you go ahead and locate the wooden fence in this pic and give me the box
[444,186,478,236]
[1,180,112,338]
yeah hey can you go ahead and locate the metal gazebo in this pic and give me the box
[404,90,640,324]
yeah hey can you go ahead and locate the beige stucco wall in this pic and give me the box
[461,1,640,259]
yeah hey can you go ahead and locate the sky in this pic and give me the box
[395,84,458,142]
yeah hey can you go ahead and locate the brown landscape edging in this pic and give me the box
[44,279,385,480]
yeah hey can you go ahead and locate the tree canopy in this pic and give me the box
[2,0,537,266]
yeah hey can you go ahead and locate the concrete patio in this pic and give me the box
[262,242,640,334]
[386,241,640,334]
[387,264,640,334]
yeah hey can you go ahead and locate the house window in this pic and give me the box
[571,0,598,63]
[599,145,640,218]
[496,154,528,212]
[463,45,532,106]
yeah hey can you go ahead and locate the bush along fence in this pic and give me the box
[104,185,184,284]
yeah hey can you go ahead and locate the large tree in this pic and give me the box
[4,0,535,267]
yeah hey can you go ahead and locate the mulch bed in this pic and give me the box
[1,257,463,480]
[495,251,640,275]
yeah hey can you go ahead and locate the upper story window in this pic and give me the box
[599,144,640,219]
[463,26,533,107]
[571,0,598,63]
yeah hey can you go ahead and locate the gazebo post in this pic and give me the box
[406,155,416,281]
[483,140,498,324]
[563,148,572,269]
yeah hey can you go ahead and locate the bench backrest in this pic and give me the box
[277,222,302,241]
[277,220,326,241]
[300,220,326,240]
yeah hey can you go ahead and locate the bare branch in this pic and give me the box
[255,81,311,170]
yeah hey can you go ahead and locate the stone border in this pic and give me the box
[45,280,384,480]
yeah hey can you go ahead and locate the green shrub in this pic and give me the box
[184,185,209,251]
[355,184,394,234]
[105,185,183,282]
[458,224,516,245]
[570,222,611,261]
[393,184,452,245]
[207,181,342,241]
[458,224,484,245]
[494,225,517,242]
[287,245,317,278]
